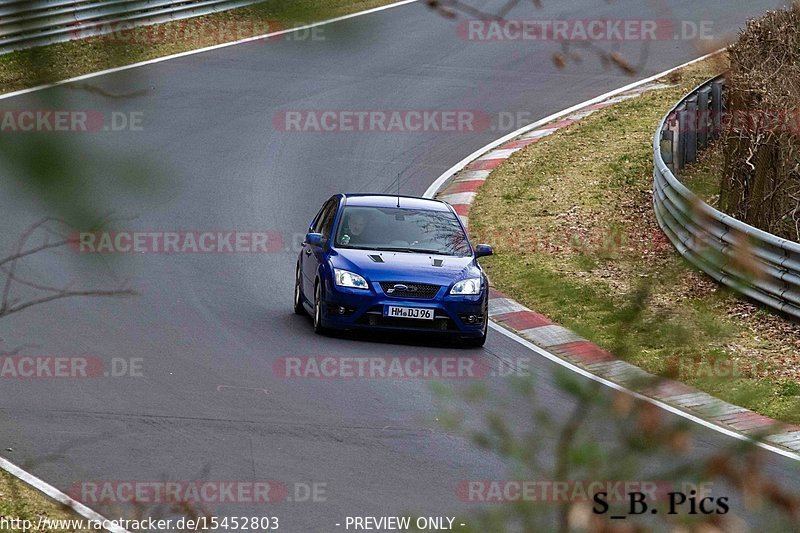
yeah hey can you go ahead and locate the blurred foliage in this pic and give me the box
[428,364,800,532]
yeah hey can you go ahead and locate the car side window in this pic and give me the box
[311,199,334,234]
[310,209,324,233]
[318,199,340,239]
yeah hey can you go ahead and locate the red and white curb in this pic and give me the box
[426,56,800,460]
[486,287,799,450]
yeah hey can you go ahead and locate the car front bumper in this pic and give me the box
[320,279,487,337]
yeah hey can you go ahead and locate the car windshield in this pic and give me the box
[334,205,470,256]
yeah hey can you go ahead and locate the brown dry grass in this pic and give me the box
[0,469,91,532]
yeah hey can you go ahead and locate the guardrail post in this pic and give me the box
[697,86,711,149]
[671,121,681,174]
[711,81,724,139]
[661,124,675,174]
[685,96,698,164]
[676,104,687,171]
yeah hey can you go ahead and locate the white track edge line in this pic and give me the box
[423,49,721,199]
[0,455,129,533]
[0,0,420,102]
[489,323,800,462]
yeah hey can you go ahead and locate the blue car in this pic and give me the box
[293,194,493,347]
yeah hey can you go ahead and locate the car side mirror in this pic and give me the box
[475,244,493,258]
[305,232,324,247]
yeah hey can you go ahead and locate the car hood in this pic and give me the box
[330,248,480,285]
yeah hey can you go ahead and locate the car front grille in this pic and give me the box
[379,282,441,299]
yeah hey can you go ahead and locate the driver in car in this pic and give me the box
[338,211,369,246]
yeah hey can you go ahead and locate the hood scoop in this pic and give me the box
[431,258,444,267]
[368,254,384,263]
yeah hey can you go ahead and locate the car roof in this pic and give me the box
[341,194,451,212]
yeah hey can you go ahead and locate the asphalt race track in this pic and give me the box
[0,0,797,530]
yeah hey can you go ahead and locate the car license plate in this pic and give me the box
[384,306,434,320]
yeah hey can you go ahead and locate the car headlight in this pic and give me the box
[450,278,481,295]
[334,268,369,290]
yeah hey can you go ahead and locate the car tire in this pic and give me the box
[293,265,305,315]
[313,281,328,335]
[461,333,486,348]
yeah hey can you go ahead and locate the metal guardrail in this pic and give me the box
[653,75,800,319]
[0,0,262,54]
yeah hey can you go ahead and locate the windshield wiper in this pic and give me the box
[382,247,452,255]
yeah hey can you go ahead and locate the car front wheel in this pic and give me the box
[293,265,305,315]
[313,282,327,335]
[461,333,486,348]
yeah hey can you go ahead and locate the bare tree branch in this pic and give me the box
[0,216,137,321]
[0,288,137,320]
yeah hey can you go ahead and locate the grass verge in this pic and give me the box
[0,0,398,95]
[469,54,800,424]
[1,469,90,532]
